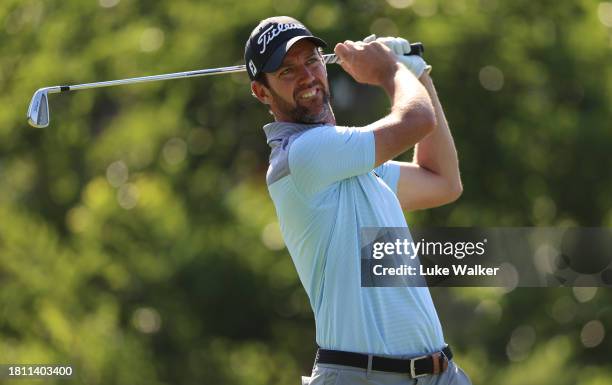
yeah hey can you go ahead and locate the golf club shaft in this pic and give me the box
[45,43,424,94]
[27,42,425,128]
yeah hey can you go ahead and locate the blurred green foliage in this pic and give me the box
[1,0,611,384]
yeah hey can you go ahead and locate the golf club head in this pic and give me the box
[27,88,50,128]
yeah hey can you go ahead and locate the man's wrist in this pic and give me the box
[419,71,432,84]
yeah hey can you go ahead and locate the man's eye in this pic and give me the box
[280,68,292,76]
[307,57,319,64]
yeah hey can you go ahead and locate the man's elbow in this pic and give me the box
[445,180,463,204]
[404,182,462,211]
[416,104,436,138]
[400,104,435,141]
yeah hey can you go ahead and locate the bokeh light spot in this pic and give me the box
[84,177,113,210]
[163,138,187,165]
[370,18,399,37]
[442,0,467,15]
[506,325,536,361]
[572,286,597,303]
[306,4,338,30]
[117,183,139,210]
[474,299,502,322]
[499,262,519,293]
[386,0,415,9]
[413,0,438,17]
[550,296,576,324]
[106,160,128,188]
[273,0,301,14]
[261,222,285,251]
[66,206,91,234]
[132,307,162,334]
[580,320,605,348]
[140,28,165,52]
[479,65,504,91]
[598,2,612,27]
[99,0,120,8]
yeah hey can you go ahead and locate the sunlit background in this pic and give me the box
[1,0,611,384]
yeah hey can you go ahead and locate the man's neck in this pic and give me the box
[273,108,336,125]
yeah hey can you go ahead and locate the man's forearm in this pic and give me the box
[381,64,432,119]
[413,74,462,189]
[371,64,436,167]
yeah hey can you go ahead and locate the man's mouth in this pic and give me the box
[297,86,320,101]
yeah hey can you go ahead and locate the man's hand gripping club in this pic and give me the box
[333,38,404,87]
[365,35,431,78]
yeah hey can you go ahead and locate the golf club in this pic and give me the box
[27,43,424,128]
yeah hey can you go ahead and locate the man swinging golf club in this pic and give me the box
[246,16,470,385]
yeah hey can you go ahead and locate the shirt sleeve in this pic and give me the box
[373,160,402,194]
[288,125,375,195]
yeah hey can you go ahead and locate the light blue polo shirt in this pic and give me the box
[264,122,445,357]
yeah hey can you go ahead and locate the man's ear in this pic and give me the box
[251,80,271,105]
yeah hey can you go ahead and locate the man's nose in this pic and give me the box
[296,65,316,85]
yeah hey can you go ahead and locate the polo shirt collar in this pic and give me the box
[263,122,323,147]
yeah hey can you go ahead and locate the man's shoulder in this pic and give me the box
[265,124,331,186]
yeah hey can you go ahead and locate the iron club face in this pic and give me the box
[27,87,58,128]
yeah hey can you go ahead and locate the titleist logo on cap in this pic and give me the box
[257,22,304,54]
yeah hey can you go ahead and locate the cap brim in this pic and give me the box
[261,36,327,74]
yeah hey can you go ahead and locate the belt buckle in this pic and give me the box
[409,355,429,378]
